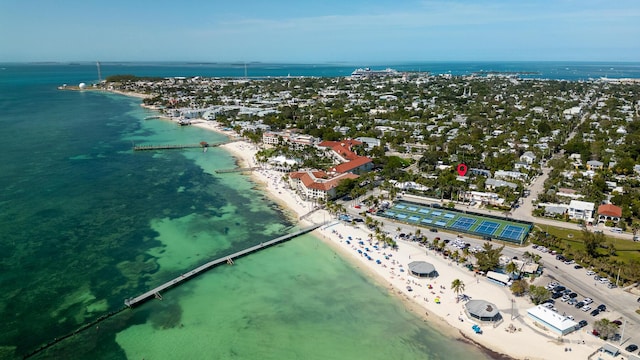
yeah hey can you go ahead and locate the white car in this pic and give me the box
[599,278,610,284]
[586,270,595,276]
[583,298,593,305]
[581,305,591,312]
[542,303,553,309]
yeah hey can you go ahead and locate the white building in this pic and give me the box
[527,305,577,335]
[519,151,536,164]
[568,200,595,222]
[494,170,527,181]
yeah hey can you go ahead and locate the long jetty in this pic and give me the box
[133,140,234,151]
[124,223,324,308]
[215,167,260,174]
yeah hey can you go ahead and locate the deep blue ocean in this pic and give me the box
[0,61,637,360]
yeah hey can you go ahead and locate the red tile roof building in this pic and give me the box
[597,204,623,223]
[287,138,374,200]
[288,171,359,200]
[318,139,373,175]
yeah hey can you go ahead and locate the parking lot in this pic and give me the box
[532,244,639,355]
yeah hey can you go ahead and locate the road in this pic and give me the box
[359,216,640,349]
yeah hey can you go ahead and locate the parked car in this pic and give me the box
[574,265,583,269]
[612,320,622,326]
[569,292,578,298]
[577,320,588,328]
[590,309,600,316]
[594,275,601,281]
[625,344,638,352]
[597,304,606,312]
[575,301,585,309]
[586,270,595,276]
[581,305,592,312]
[552,292,563,299]
[568,298,577,305]
[608,283,617,289]
[583,298,593,305]
[430,228,438,232]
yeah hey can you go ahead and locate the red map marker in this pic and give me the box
[457,163,468,176]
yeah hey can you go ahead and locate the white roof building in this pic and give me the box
[568,200,595,222]
[527,305,577,335]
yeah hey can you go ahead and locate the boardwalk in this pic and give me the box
[124,223,324,308]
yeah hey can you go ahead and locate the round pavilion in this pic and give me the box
[464,299,502,323]
[407,261,438,278]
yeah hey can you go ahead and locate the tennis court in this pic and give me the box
[475,220,501,236]
[500,225,526,241]
[450,217,476,231]
[378,200,532,244]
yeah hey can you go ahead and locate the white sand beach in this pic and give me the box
[191,120,604,360]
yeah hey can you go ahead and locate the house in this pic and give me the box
[462,191,504,206]
[494,170,527,181]
[519,151,536,164]
[586,160,604,171]
[288,171,359,201]
[567,200,595,222]
[597,204,623,224]
[485,178,518,190]
[354,136,381,149]
[514,162,531,171]
[556,188,584,199]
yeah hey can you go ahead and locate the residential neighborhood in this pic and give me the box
[103,73,640,235]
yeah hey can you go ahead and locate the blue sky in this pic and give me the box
[1,0,639,62]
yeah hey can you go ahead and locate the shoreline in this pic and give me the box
[191,123,603,360]
[104,89,604,360]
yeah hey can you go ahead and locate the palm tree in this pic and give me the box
[451,279,465,299]
[452,250,460,264]
[505,261,519,277]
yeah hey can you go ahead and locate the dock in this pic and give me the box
[215,167,260,173]
[124,223,324,308]
[132,140,234,151]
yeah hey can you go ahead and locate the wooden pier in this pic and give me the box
[124,223,324,308]
[132,140,233,151]
[215,167,260,174]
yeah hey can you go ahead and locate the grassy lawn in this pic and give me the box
[534,224,640,263]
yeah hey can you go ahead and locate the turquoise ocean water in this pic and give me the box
[0,64,500,359]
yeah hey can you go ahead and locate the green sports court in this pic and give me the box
[379,200,533,244]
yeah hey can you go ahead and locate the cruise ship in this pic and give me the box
[351,67,400,77]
